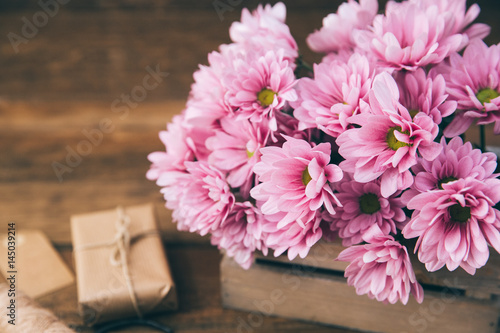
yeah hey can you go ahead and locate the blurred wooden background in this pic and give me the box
[1,1,500,332]
[2,0,500,102]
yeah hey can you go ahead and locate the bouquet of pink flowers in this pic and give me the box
[147,0,500,305]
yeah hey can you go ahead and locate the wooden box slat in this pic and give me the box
[254,241,348,272]
[257,240,500,296]
[221,241,500,333]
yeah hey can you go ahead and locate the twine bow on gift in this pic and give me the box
[74,206,160,319]
[109,206,143,318]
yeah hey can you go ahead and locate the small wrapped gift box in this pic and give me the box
[71,203,177,325]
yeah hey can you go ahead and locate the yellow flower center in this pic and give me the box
[302,168,312,186]
[246,149,255,159]
[257,88,276,107]
[386,126,410,151]
[476,88,499,105]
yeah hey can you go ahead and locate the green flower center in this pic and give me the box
[438,176,458,190]
[386,126,411,151]
[246,149,255,159]
[257,88,276,107]
[409,109,419,119]
[449,204,471,223]
[476,88,499,105]
[359,193,381,215]
[302,168,312,186]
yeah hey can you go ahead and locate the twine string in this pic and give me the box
[74,206,154,319]
[111,206,142,318]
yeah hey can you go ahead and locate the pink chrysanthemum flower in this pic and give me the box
[354,0,487,70]
[337,73,442,198]
[319,49,356,67]
[185,45,239,127]
[146,114,194,181]
[413,0,490,43]
[262,208,332,260]
[306,0,378,54]
[402,136,498,204]
[211,202,269,269]
[337,224,424,305]
[159,161,235,236]
[251,136,343,228]
[147,114,214,183]
[229,2,298,63]
[206,117,269,198]
[403,178,500,275]
[395,68,457,125]
[227,50,297,131]
[293,53,375,137]
[437,39,500,136]
[331,175,407,247]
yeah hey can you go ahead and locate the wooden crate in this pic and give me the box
[221,241,500,333]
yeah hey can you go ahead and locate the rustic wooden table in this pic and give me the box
[1,1,500,332]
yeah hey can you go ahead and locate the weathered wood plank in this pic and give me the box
[255,240,349,272]
[0,181,210,245]
[257,240,500,297]
[221,255,500,333]
[0,9,328,102]
[0,100,206,245]
[1,0,499,12]
[0,0,345,11]
[0,100,183,182]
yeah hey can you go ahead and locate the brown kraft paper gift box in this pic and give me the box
[71,203,177,325]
